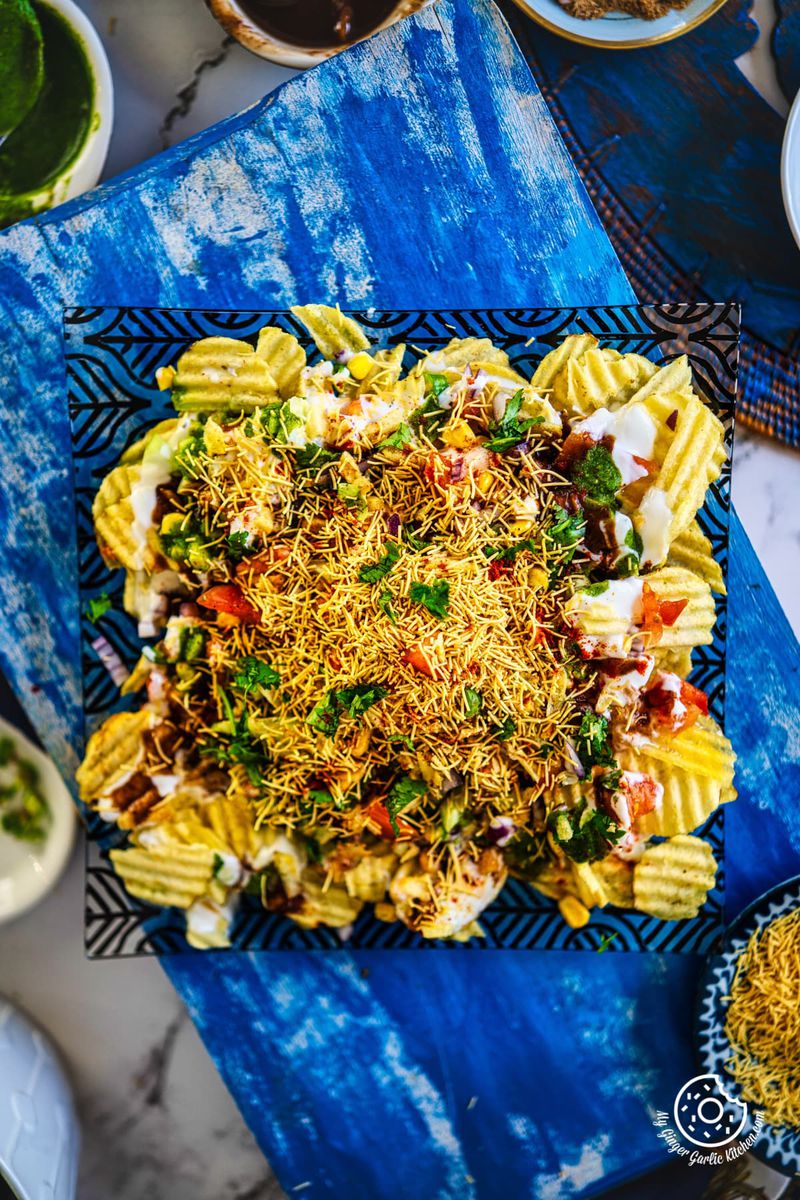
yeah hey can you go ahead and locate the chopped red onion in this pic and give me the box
[388,513,400,537]
[487,816,515,847]
[563,739,586,779]
[450,457,466,483]
[91,635,130,688]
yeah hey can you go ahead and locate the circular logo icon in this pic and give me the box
[673,1074,749,1148]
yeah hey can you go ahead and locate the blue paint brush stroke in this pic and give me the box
[0,0,797,1195]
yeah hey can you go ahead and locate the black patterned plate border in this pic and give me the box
[64,303,739,958]
[695,875,800,1173]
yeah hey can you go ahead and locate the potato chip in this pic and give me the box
[76,709,151,802]
[93,463,141,570]
[532,333,597,396]
[668,521,725,594]
[432,337,510,371]
[120,418,181,466]
[645,566,717,649]
[653,646,694,677]
[591,856,635,908]
[621,714,736,836]
[109,842,216,908]
[633,834,717,919]
[561,347,644,417]
[355,343,407,396]
[628,355,693,406]
[344,852,396,902]
[572,860,610,908]
[120,653,153,696]
[288,871,364,929]
[645,392,726,540]
[255,325,306,397]
[290,304,371,360]
[185,897,233,950]
[171,337,279,412]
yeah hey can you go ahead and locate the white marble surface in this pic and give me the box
[0,2,798,1198]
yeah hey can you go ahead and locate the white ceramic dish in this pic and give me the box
[0,715,76,926]
[781,90,800,252]
[510,0,728,49]
[4,0,113,220]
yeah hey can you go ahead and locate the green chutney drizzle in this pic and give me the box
[0,1,94,227]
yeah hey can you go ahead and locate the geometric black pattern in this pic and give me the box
[64,303,738,957]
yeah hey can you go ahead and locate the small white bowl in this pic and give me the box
[781,89,800,252]
[3,0,113,220]
[0,716,76,926]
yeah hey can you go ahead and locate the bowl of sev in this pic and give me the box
[696,875,800,1174]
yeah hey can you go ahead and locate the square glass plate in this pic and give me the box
[65,303,738,956]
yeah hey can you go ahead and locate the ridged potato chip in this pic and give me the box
[532,333,597,397]
[646,392,726,539]
[255,326,306,398]
[561,347,645,417]
[572,860,610,908]
[185,897,233,950]
[288,871,364,929]
[429,337,510,371]
[622,714,736,836]
[120,418,181,466]
[628,356,693,406]
[357,343,406,395]
[109,842,216,908]
[633,834,717,919]
[93,463,141,570]
[653,646,694,677]
[344,852,396,902]
[668,521,725,594]
[171,337,279,412]
[290,304,370,360]
[591,856,635,908]
[76,709,151,802]
[645,566,717,649]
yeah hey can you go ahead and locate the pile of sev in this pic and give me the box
[724,906,800,1128]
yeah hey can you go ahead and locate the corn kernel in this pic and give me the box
[216,612,241,629]
[155,365,175,391]
[558,895,591,929]
[347,352,374,381]
[475,470,494,496]
[442,420,474,451]
[374,902,398,923]
[527,567,549,592]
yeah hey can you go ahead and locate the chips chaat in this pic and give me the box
[76,306,735,949]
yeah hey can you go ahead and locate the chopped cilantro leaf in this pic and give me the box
[424,372,449,398]
[464,687,483,719]
[304,835,323,864]
[212,853,225,878]
[233,656,280,696]
[178,626,206,662]
[572,445,622,509]
[485,390,541,453]
[359,542,400,584]
[548,505,586,569]
[337,481,368,514]
[388,733,415,751]
[402,524,430,552]
[226,530,251,563]
[410,579,450,620]
[378,589,397,624]
[597,931,619,953]
[309,787,334,806]
[294,444,340,471]
[584,581,609,597]
[378,424,414,450]
[307,683,388,739]
[174,424,206,478]
[550,804,625,863]
[493,716,516,741]
[85,593,112,624]
[386,775,427,834]
[575,711,616,771]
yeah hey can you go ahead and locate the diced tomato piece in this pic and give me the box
[364,800,414,841]
[680,680,709,716]
[658,598,688,627]
[624,775,659,820]
[401,645,440,679]
[197,584,260,623]
[555,431,595,474]
[488,559,512,582]
[632,454,659,476]
[640,583,663,641]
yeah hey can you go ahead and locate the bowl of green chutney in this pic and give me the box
[0,0,113,229]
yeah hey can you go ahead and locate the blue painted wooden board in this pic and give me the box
[0,1,797,1195]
